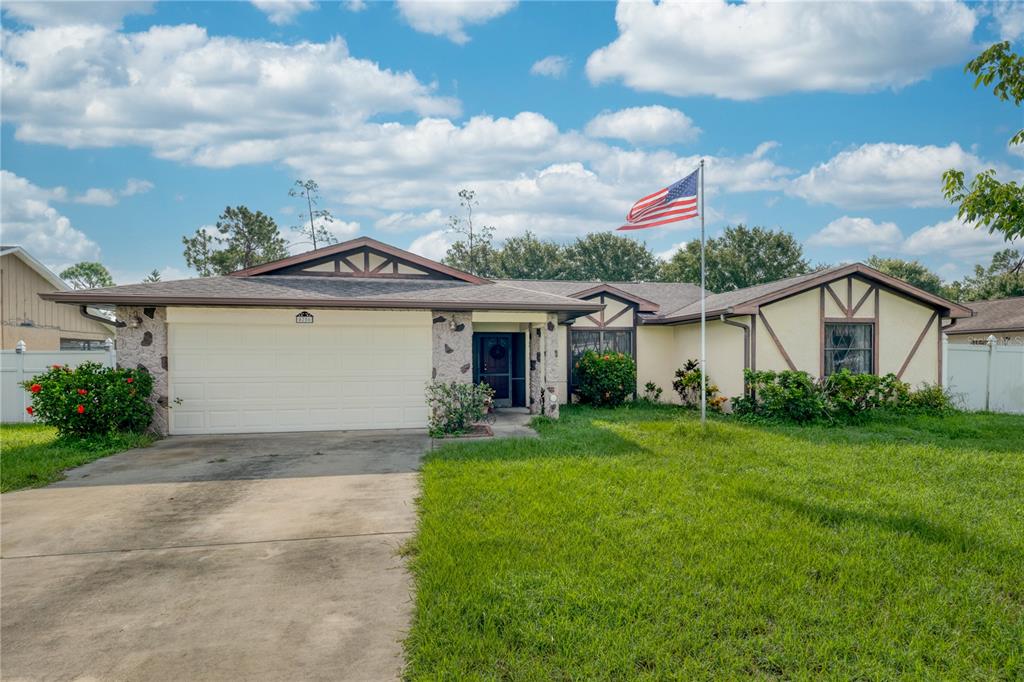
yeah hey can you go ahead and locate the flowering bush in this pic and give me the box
[21,362,154,437]
[426,381,494,437]
[574,350,636,406]
[672,359,726,412]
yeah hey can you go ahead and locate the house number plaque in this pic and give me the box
[295,311,314,324]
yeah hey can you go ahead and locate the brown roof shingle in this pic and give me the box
[946,297,1024,334]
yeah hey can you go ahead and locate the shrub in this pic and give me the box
[672,359,726,412]
[22,362,154,438]
[640,381,663,403]
[426,381,494,437]
[732,369,957,424]
[574,350,636,407]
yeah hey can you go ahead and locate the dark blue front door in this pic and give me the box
[474,334,513,406]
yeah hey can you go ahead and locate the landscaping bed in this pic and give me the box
[0,424,153,492]
[405,404,1024,679]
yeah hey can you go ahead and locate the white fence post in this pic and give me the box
[985,334,997,412]
[15,340,27,422]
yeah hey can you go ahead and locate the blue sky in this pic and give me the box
[1,0,1022,285]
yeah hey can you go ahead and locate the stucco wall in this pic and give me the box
[115,305,169,435]
[756,289,821,373]
[636,326,678,402]
[878,290,939,385]
[672,319,749,402]
[431,311,473,383]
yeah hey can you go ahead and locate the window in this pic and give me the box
[60,338,106,351]
[569,329,634,387]
[823,323,873,376]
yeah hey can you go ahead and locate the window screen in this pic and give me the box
[824,323,873,375]
[569,329,635,387]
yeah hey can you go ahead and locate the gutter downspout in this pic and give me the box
[721,314,751,397]
[80,305,126,328]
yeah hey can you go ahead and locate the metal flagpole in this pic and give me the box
[699,159,706,427]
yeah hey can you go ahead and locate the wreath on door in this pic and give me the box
[489,343,507,361]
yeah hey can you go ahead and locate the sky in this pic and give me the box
[1,0,1022,285]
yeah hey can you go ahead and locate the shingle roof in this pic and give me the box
[499,279,701,315]
[39,275,603,313]
[946,297,1024,334]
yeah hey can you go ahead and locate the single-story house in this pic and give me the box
[41,237,972,435]
[945,296,1024,346]
[1,245,113,350]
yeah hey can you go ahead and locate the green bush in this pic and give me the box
[640,381,663,403]
[732,369,956,424]
[574,350,636,407]
[22,362,154,438]
[672,359,727,412]
[426,381,494,437]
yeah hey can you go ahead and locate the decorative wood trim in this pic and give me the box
[604,305,631,327]
[758,310,797,371]
[371,258,392,274]
[341,255,361,273]
[873,288,880,374]
[334,259,341,274]
[850,285,874,317]
[825,284,848,317]
[363,250,370,273]
[583,314,602,327]
[897,311,939,379]
[819,287,826,377]
[392,260,399,275]
[847,277,853,312]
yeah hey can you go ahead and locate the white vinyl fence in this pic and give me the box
[944,335,1024,414]
[1,340,116,423]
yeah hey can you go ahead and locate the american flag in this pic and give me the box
[618,168,700,231]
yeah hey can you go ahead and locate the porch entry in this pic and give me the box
[472,333,526,408]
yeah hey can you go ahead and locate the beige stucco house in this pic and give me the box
[42,237,972,436]
[1,246,112,350]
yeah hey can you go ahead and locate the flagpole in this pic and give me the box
[699,158,706,427]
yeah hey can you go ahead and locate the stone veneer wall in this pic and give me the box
[528,314,560,418]
[115,305,169,435]
[431,311,473,383]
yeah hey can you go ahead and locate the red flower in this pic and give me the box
[26,406,34,415]
[126,377,134,384]
[52,364,61,369]
[76,404,85,414]
[78,388,88,395]
[30,383,42,393]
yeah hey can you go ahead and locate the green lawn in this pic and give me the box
[405,405,1024,680]
[0,424,153,493]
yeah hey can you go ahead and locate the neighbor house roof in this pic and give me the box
[0,245,70,291]
[945,296,1024,335]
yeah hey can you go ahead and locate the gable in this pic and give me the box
[571,292,637,329]
[230,236,487,284]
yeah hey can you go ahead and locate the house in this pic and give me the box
[1,246,113,350]
[40,237,972,436]
[945,296,1024,346]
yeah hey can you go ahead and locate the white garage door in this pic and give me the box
[167,308,432,435]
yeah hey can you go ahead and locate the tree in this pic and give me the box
[950,249,1024,301]
[491,231,566,279]
[443,189,496,276]
[182,206,289,276]
[142,269,162,283]
[659,225,810,292]
[942,41,1024,243]
[289,179,337,250]
[563,233,659,282]
[60,262,114,289]
[865,256,947,296]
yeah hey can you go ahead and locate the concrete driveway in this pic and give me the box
[1,430,429,681]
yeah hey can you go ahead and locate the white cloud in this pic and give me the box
[530,55,569,78]
[993,1,1024,40]
[396,0,517,44]
[1,24,460,162]
[586,0,977,100]
[251,0,316,25]
[0,1,153,28]
[375,209,447,232]
[1010,142,1024,159]
[788,142,1015,208]
[72,178,154,206]
[408,230,452,261]
[584,105,700,146]
[656,240,689,261]
[0,170,101,262]
[345,0,367,11]
[807,216,903,248]
[903,216,1008,259]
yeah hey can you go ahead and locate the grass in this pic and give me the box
[405,405,1024,680]
[0,423,153,493]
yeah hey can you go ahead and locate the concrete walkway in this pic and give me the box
[1,430,429,681]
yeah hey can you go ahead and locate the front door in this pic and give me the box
[474,333,513,407]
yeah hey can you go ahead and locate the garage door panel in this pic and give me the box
[169,317,431,434]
